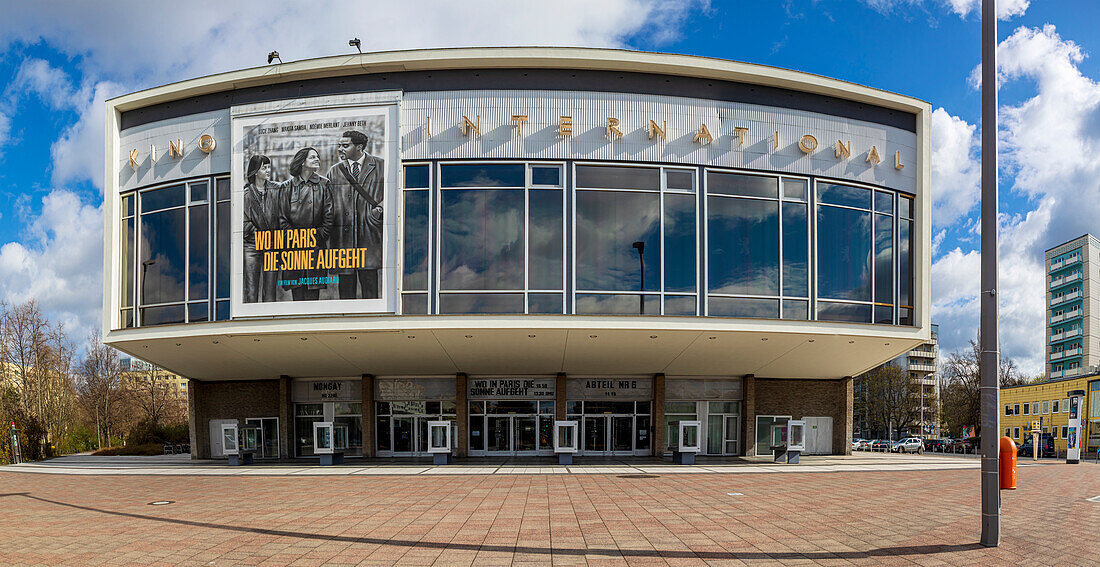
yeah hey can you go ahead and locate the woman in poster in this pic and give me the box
[243,155,280,302]
[280,147,335,301]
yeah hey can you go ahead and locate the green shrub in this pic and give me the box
[126,420,190,446]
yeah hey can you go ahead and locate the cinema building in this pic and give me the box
[102,47,932,461]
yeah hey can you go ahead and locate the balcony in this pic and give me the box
[1051,309,1082,324]
[909,346,937,359]
[1050,347,1082,361]
[1050,289,1081,307]
[909,362,936,372]
[1049,271,1082,290]
[1050,253,1082,272]
[1050,327,1082,342]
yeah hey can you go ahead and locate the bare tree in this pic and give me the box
[858,364,920,440]
[939,337,1023,437]
[76,331,125,448]
[126,366,183,426]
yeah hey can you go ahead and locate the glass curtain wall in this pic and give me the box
[120,176,230,328]
[705,172,808,319]
[435,162,564,314]
[575,164,697,315]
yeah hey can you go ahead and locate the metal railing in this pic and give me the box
[1050,290,1081,307]
[1049,272,1082,289]
[1049,328,1081,342]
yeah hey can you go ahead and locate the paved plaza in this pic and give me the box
[1,455,1097,566]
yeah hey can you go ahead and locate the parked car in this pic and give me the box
[852,438,869,451]
[871,439,892,451]
[1017,434,1057,458]
[858,439,872,450]
[923,439,946,452]
[893,437,924,453]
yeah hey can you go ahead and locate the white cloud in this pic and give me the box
[0,190,103,340]
[0,1,704,343]
[945,0,1029,19]
[930,107,981,227]
[861,0,1028,19]
[933,24,1100,376]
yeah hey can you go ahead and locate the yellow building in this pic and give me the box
[999,373,1098,455]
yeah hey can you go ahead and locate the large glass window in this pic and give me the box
[435,162,565,314]
[706,171,807,320]
[574,164,696,315]
[395,160,916,326]
[123,177,227,328]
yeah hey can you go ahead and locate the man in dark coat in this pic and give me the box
[326,130,384,299]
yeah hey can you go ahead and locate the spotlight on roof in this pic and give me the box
[267,51,282,64]
[349,38,362,53]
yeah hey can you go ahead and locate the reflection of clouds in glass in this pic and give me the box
[402,191,429,290]
[708,197,779,295]
[708,297,779,318]
[528,190,564,290]
[663,194,696,293]
[576,294,660,315]
[440,164,525,188]
[817,206,872,301]
[439,293,524,314]
[440,189,524,290]
[576,191,660,292]
[782,203,808,297]
[139,209,186,304]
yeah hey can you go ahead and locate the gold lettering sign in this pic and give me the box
[426,116,432,138]
[733,127,748,148]
[773,131,780,150]
[461,115,480,137]
[895,151,905,170]
[606,117,623,140]
[198,134,216,154]
[169,139,184,158]
[558,116,573,137]
[798,134,818,154]
[149,144,158,163]
[128,149,139,170]
[867,145,881,166]
[511,115,528,136]
[648,120,666,141]
[693,123,713,145]
[835,140,851,159]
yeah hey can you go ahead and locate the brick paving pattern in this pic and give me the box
[1,463,1098,566]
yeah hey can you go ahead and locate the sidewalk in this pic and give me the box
[0,451,997,476]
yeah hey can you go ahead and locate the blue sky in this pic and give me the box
[0,0,1096,374]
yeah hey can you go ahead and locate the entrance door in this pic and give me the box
[584,416,607,453]
[514,417,538,454]
[393,416,416,454]
[803,416,833,454]
[612,416,633,452]
[724,416,739,455]
[245,417,280,459]
[487,416,511,453]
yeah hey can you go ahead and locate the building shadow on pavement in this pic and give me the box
[0,492,986,560]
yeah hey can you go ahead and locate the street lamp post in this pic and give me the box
[979,0,1001,548]
[632,241,645,314]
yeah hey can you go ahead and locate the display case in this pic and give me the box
[427,420,454,464]
[770,421,789,462]
[221,422,239,456]
[553,420,578,464]
[786,420,805,464]
[673,420,701,464]
[313,421,344,465]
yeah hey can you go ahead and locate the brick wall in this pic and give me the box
[191,380,281,459]
[752,378,852,456]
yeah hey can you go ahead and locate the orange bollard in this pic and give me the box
[999,436,1017,490]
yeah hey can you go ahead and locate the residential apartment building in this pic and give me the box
[907,324,939,437]
[120,358,188,399]
[1000,373,1098,456]
[1046,234,1100,379]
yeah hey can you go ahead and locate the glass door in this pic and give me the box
[245,417,279,459]
[724,415,739,455]
[487,416,511,453]
[514,417,538,454]
[612,416,633,454]
[393,416,415,454]
[584,416,607,453]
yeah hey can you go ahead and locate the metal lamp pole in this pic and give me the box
[979,0,1001,548]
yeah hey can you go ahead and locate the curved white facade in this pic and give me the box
[102,47,932,459]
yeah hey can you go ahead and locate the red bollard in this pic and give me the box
[999,436,1017,490]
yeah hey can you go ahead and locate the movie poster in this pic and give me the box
[231,104,396,317]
